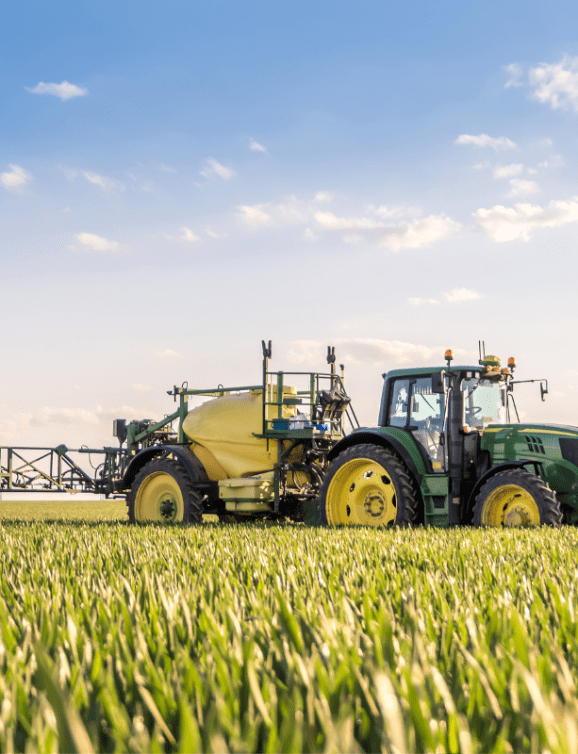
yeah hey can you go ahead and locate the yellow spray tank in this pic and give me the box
[182,385,300,480]
[182,383,311,512]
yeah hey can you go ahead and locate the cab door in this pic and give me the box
[408,377,446,472]
[386,376,447,472]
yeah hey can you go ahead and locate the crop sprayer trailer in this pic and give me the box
[3,341,578,527]
[0,342,357,524]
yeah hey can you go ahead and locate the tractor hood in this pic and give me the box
[481,423,578,462]
[480,423,578,510]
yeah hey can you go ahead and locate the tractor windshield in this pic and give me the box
[463,376,508,427]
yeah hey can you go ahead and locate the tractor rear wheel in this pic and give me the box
[127,458,202,524]
[473,468,562,527]
[319,444,418,526]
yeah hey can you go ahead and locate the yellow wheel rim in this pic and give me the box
[325,458,397,526]
[134,471,184,523]
[481,484,540,526]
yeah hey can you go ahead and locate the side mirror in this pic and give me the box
[432,371,445,394]
[540,381,548,401]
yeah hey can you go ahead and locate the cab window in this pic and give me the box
[410,378,444,429]
[388,379,410,427]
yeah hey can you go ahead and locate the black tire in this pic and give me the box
[127,458,202,524]
[318,444,419,526]
[473,468,562,527]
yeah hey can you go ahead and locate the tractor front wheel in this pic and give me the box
[318,444,419,526]
[473,468,562,527]
[127,458,202,524]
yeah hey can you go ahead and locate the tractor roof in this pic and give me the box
[384,366,481,379]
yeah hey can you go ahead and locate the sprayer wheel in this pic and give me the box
[127,458,202,524]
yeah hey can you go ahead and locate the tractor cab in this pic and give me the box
[379,355,511,475]
[376,353,519,523]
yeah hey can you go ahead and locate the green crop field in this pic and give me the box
[0,504,577,753]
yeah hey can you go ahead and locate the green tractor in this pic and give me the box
[319,348,575,527]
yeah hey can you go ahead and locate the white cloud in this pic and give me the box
[27,81,87,100]
[343,234,365,245]
[1,164,32,190]
[237,196,311,228]
[234,195,455,250]
[508,178,539,197]
[205,226,226,239]
[538,154,564,169]
[371,205,408,218]
[529,55,578,111]
[200,158,235,180]
[132,384,152,392]
[156,349,181,358]
[408,290,480,305]
[156,162,177,173]
[276,196,310,224]
[58,166,79,181]
[249,139,267,153]
[0,416,32,444]
[75,232,119,252]
[313,191,334,203]
[379,214,461,251]
[504,63,524,88]
[31,407,101,426]
[237,204,273,227]
[288,339,465,366]
[1,403,162,439]
[533,138,554,148]
[82,171,124,193]
[100,405,162,422]
[473,196,578,242]
[179,226,201,243]
[314,211,383,230]
[443,288,481,303]
[408,298,439,306]
[455,134,517,151]
[493,163,524,179]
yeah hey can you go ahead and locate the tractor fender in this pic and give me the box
[327,430,425,485]
[466,460,545,514]
[123,445,208,491]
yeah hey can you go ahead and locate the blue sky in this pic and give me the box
[2,0,578,448]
